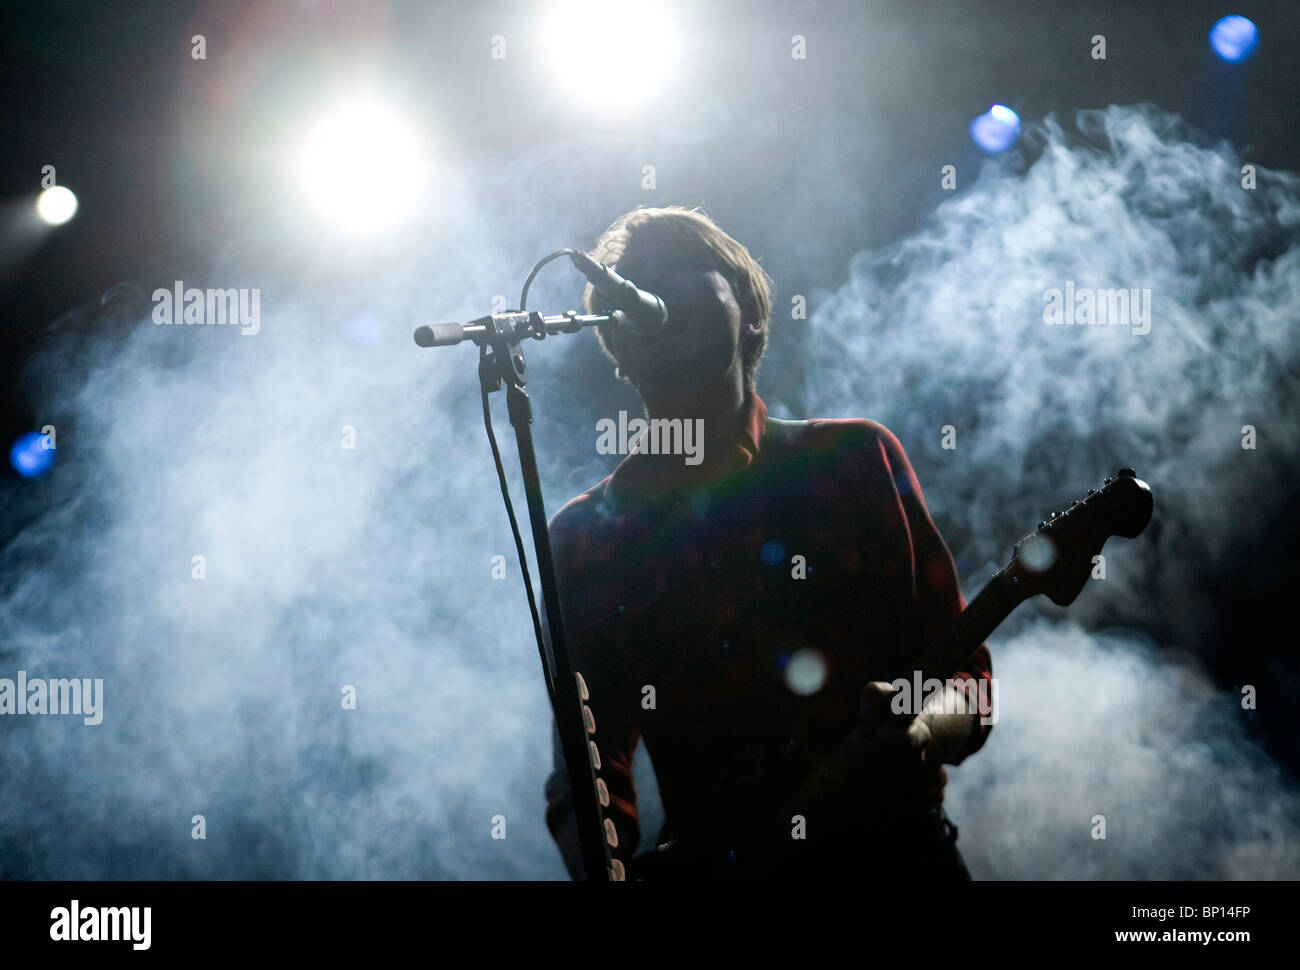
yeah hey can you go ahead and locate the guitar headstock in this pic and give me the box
[1008,468,1153,606]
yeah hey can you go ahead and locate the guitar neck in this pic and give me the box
[899,566,1028,687]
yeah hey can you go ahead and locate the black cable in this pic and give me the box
[519,248,579,312]
[480,342,554,702]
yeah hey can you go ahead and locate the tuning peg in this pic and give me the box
[1087,488,1096,495]
[1038,520,1047,529]
[1104,477,1113,485]
[1050,511,1061,519]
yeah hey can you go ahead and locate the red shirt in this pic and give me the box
[543,393,993,874]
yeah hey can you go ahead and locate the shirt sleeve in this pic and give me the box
[541,495,642,879]
[877,426,995,759]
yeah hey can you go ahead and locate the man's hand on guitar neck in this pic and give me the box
[860,680,982,771]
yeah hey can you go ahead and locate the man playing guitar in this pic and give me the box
[542,204,992,880]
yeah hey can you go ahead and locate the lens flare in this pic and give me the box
[784,648,828,696]
[760,539,786,566]
[970,104,1021,154]
[10,431,56,478]
[1209,15,1259,63]
[1018,533,1057,573]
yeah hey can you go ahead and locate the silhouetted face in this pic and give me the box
[605,247,750,397]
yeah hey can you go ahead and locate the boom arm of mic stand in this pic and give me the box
[414,309,623,881]
[414,310,621,348]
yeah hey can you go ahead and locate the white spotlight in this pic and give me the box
[36,185,78,226]
[293,98,428,238]
[542,0,679,115]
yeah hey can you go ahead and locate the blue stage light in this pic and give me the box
[10,431,56,478]
[1210,15,1259,63]
[970,104,1021,154]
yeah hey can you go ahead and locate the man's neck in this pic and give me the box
[638,377,750,478]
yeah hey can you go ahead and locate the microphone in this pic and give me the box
[568,251,673,337]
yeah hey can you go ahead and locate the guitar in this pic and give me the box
[627,468,1154,880]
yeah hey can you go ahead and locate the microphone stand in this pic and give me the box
[415,308,627,882]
